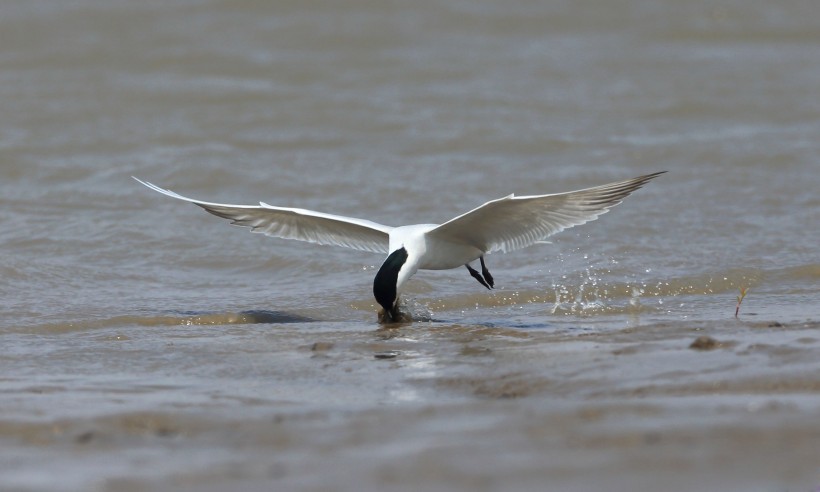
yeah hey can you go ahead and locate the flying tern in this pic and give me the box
[134,172,664,321]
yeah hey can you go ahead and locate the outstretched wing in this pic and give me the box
[428,172,665,254]
[134,178,393,254]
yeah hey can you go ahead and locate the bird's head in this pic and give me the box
[373,246,409,322]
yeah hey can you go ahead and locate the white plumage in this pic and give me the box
[135,172,664,321]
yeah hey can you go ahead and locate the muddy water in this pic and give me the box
[1,0,819,491]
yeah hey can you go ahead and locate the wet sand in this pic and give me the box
[2,316,819,491]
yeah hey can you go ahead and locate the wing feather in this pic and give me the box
[428,172,665,254]
[133,178,392,254]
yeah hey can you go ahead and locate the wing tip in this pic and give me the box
[132,176,162,193]
[132,177,194,203]
[626,170,667,192]
[643,170,667,180]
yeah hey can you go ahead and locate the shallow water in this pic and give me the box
[1,0,819,491]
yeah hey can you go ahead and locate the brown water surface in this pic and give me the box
[1,0,819,490]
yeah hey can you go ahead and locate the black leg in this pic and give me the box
[465,264,491,290]
[479,256,494,288]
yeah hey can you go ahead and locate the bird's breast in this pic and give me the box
[389,224,483,271]
[416,240,484,270]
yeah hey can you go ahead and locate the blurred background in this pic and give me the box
[1,1,818,491]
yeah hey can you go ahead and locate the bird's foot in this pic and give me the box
[466,263,492,290]
[479,256,494,288]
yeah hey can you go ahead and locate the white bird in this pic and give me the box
[134,172,664,321]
